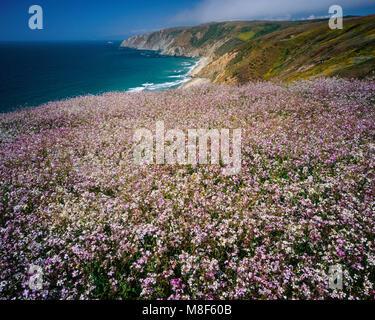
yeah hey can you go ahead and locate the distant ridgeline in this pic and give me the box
[121,15,375,83]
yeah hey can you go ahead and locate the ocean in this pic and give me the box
[0,41,198,113]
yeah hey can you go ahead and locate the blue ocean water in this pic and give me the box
[0,41,198,113]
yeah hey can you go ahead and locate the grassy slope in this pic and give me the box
[137,20,303,57]
[137,16,375,83]
[206,15,375,83]
[123,15,375,82]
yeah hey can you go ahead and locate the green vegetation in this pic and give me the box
[237,30,255,41]
[215,38,244,56]
[125,15,375,83]
[190,23,235,47]
[217,15,375,83]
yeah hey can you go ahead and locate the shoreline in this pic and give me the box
[181,77,211,89]
[121,45,212,92]
[181,57,211,89]
[127,55,208,93]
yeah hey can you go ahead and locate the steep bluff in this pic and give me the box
[121,16,375,83]
[120,22,253,58]
[121,29,209,57]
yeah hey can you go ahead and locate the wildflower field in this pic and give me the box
[0,78,375,299]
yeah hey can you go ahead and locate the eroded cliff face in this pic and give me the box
[121,32,193,57]
[198,52,239,85]
[121,16,375,84]
[120,28,227,58]
[120,23,246,82]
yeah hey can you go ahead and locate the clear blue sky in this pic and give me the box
[1,0,374,41]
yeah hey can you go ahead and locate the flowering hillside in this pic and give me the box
[1,78,375,299]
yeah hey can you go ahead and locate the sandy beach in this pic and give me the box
[181,57,211,89]
[181,77,211,89]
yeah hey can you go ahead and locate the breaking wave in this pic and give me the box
[128,59,200,93]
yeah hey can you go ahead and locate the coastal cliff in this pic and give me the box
[120,22,242,58]
[121,15,375,84]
